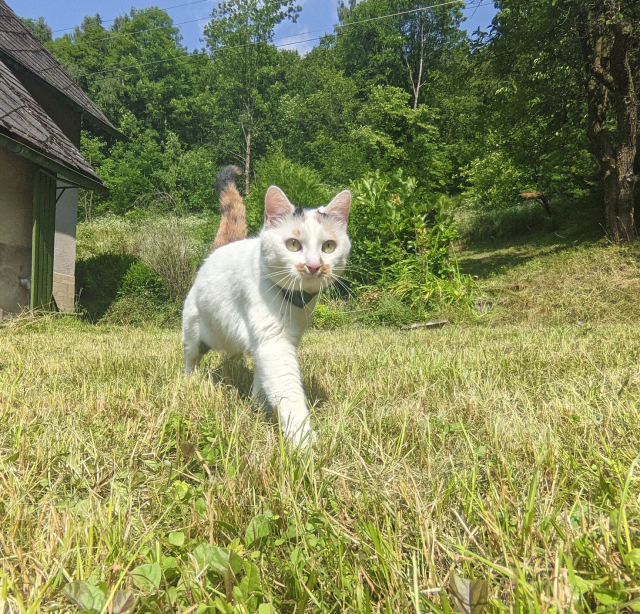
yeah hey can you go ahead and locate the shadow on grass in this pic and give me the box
[206,356,328,407]
[458,240,568,278]
[208,357,254,398]
[457,209,605,278]
[454,195,610,278]
[76,253,137,321]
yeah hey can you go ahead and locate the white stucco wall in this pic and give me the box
[0,147,35,315]
[53,184,77,276]
[52,182,77,312]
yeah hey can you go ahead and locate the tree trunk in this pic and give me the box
[242,104,253,195]
[408,22,425,110]
[245,127,251,195]
[414,24,424,110]
[579,17,638,242]
[607,20,637,242]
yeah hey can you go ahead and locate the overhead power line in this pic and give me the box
[50,0,214,34]
[57,0,474,50]
[61,15,212,49]
[74,0,488,81]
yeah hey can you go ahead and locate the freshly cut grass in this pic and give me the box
[1,312,639,612]
[459,238,640,326]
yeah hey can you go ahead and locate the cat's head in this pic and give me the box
[260,186,351,294]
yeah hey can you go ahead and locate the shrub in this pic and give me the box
[119,261,169,303]
[88,123,216,216]
[138,217,195,303]
[357,291,417,326]
[349,171,458,282]
[312,301,350,330]
[461,148,524,211]
[100,294,179,327]
[348,170,476,318]
[388,264,477,315]
[76,253,137,321]
[244,151,335,234]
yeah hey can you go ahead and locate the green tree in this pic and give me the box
[491,0,639,240]
[19,16,51,43]
[461,30,596,212]
[45,8,217,215]
[335,0,465,108]
[48,9,197,141]
[271,45,361,183]
[203,0,301,192]
[351,86,451,188]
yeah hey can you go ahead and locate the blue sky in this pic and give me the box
[18,0,497,53]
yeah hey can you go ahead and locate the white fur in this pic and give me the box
[182,188,351,446]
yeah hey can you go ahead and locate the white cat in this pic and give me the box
[182,166,351,446]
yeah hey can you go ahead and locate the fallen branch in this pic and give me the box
[401,319,449,330]
[520,191,552,217]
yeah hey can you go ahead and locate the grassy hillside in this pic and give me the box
[1,221,640,612]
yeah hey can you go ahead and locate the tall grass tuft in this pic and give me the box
[139,216,195,303]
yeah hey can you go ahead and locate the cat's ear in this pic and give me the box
[265,186,295,227]
[323,190,351,226]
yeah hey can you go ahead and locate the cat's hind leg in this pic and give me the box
[182,293,207,375]
[184,340,209,375]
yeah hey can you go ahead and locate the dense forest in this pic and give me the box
[21,0,639,242]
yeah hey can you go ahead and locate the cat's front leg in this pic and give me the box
[252,340,315,447]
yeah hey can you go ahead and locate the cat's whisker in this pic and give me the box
[329,274,356,301]
[266,277,294,312]
[262,276,292,299]
[281,276,298,321]
[331,275,354,291]
[262,272,287,283]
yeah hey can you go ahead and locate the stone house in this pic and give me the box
[0,0,118,316]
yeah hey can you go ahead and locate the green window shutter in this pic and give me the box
[31,170,57,310]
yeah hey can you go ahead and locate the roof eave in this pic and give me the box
[81,110,125,140]
[0,49,123,140]
[0,130,107,193]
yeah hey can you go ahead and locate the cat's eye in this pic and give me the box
[286,238,302,252]
[322,240,336,253]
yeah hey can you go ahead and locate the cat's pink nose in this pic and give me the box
[307,263,321,275]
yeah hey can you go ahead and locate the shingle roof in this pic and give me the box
[0,0,117,135]
[0,58,102,186]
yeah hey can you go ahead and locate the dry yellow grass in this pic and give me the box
[1,298,639,612]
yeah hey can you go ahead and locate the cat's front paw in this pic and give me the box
[286,421,317,449]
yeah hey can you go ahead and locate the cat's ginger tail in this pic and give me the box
[212,165,246,251]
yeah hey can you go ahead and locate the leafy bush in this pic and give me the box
[461,147,524,211]
[76,215,209,322]
[86,119,217,216]
[349,171,458,282]
[357,291,417,326]
[312,301,350,330]
[76,253,137,321]
[244,151,336,234]
[352,86,452,191]
[348,171,476,318]
[119,261,169,302]
[101,295,164,326]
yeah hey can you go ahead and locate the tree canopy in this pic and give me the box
[20,0,640,240]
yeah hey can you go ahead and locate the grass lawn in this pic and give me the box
[1,234,640,613]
